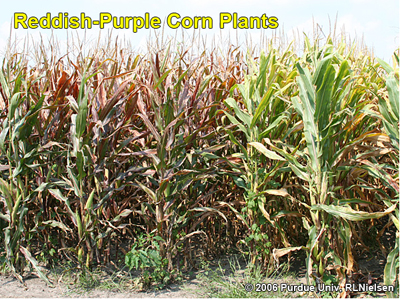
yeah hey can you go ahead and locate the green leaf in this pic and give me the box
[311,204,396,221]
[20,246,53,286]
[112,209,133,222]
[376,57,394,74]
[248,142,285,161]
[135,179,157,203]
[41,220,71,232]
[224,98,251,128]
[222,110,249,138]
[251,88,274,129]
[294,63,320,171]
[233,176,247,189]
[76,95,88,138]
[85,189,95,211]
[0,178,13,213]
[48,189,76,221]
[384,245,399,287]
[8,92,23,121]
[154,69,172,90]
[76,150,85,180]
[0,69,10,99]
[386,73,399,121]
[76,72,97,137]
[67,167,81,198]
[225,129,249,161]
[315,64,335,134]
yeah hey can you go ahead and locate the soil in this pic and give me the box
[0,254,305,298]
[0,252,394,298]
[0,274,204,298]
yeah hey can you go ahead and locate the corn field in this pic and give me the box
[0,33,398,296]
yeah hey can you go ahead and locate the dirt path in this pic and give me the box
[0,274,203,298]
[0,252,391,298]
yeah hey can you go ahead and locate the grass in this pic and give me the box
[52,265,138,295]
[193,254,302,298]
[56,254,301,297]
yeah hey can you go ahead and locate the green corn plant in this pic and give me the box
[269,39,397,288]
[362,57,399,297]
[0,65,52,285]
[379,69,399,297]
[68,69,95,267]
[218,49,294,270]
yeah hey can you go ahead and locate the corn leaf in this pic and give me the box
[311,204,396,221]
[248,142,285,161]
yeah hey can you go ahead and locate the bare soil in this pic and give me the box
[0,273,204,298]
[0,254,303,298]
[0,251,394,298]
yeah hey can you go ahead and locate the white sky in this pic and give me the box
[0,0,399,61]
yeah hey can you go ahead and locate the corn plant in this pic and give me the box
[0,64,52,285]
[128,50,232,271]
[218,50,294,270]
[364,57,399,296]
[270,40,398,289]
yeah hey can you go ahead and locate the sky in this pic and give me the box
[0,0,399,61]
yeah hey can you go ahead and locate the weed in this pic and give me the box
[125,232,181,290]
[195,255,296,298]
